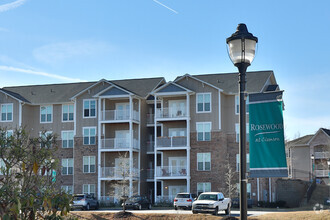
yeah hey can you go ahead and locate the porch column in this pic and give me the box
[129,96,133,196]
[98,97,102,200]
[154,94,158,203]
[186,93,190,193]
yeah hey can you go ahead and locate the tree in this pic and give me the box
[0,127,72,219]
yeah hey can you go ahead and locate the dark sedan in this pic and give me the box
[122,196,152,210]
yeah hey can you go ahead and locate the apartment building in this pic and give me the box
[286,128,330,185]
[0,71,280,204]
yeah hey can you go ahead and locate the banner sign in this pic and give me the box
[249,91,288,178]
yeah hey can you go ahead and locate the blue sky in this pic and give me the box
[0,0,329,140]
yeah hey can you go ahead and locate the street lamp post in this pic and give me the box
[226,24,258,220]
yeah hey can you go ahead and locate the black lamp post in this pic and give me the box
[226,24,258,220]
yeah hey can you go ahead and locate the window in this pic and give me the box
[62,104,74,121]
[40,131,53,148]
[62,158,73,175]
[6,130,13,137]
[236,153,250,172]
[235,123,249,143]
[83,184,95,196]
[197,153,211,171]
[83,127,96,145]
[40,105,52,123]
[61,185,73,194]
[237,183,251,199]
[197,93,211,112]
[196,122,211,141]
[197,182,211,195]
[1,104,13,121]
[83,100,96,118]
[83,156,96,173]
[235,95,249,114]
[0,159,5,175]
[62,131,74,148]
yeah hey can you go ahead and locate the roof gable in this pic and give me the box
[99,87,129,96]
[152,82,193,95]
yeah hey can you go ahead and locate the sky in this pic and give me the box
[0,0,329,140]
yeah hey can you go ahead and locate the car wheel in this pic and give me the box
[192,210,197,214]
[213,206,218,216]
[138,204,142,210]
[174,206,178,210]
[225,205,230,215]
[148,204,152,210]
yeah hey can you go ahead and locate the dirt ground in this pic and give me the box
[68,210,330,220]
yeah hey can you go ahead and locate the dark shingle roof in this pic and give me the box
[0,88,30,103]
[287,135,314,146]
[2,77,165,104]
[179,71,274,94]
[321,128,330,137]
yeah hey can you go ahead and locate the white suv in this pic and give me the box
[173,193,196,210]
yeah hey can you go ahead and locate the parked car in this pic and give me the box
[192,192,231,215]
[232,197,253,208]
[71,194,99,210]
[173,193,196,210]
[122,195,152,210]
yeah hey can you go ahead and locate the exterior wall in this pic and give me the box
[221,94,237,133]
[290,146,310,180]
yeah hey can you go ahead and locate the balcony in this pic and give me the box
[315,170,330,177]
[101,138,139,150]
[156,195,175,203]
[101,110,139,121]
[314,151,330,159]
[156,166,187,178]
[156,107,187,119]
[101,167,139,179]
[157,136,187,148]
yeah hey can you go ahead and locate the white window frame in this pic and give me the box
[197,152,211,171]
[83,184,95,195]
[83,99,97,118]
[197,182,211,195]
[62,130,74,148]
[1,103,13,122]
[40,105,53,123]
[62,104,74,122]
[61,185,73,194]
[62,158,73,175]
[83,127,96,145]
[236,153,250,172]
[40,131,53,148]
[235,123,249,143]
[237,183,251,199]
[0,159,5,175]
[83,156,96,173]
[196,93,211,113]
[196,122,211,141]
[235,95,249,115]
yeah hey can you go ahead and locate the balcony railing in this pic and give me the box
[315,170,330,177]
[314,151,330,159]
[157,136,187,148]
[101,138,139,150]
[101,110,140,121]
[156,195,175,203]
[101,167,140,178]
[156,107,187,119]
[100,196,117,204]
[156,166,187,177]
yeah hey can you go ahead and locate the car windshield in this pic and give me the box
[176,194,190,198]
[73,196,84,201]
[198,194,217,201]
[127,197,141,202]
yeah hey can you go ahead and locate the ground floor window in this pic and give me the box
[83,184,95,196]
[197,182,211,195]
[61,185,73,194]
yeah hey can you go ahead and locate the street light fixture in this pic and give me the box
[226,23,258,220]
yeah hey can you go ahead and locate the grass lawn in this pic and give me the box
[68,210,330,220]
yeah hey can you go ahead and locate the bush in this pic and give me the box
[257,200,286,208]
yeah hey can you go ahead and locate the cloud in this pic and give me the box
[0,0,26,13]
[0,65,86,82]
[33,40,111,65]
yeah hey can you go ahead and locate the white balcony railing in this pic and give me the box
[101,167,140,179]
[156,166,187,177]
[101,110,140,121]
[101,138,139,150]
[157,136,187,148]
[156,107,187,119]
[314,151,330,159]
[156,195,175,203]
[315,170,330,177]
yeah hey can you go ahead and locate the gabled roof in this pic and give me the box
[151,81,193,94]
[287,135,314,146]
[0,88,30,103]
[175,71,275,94]
[321,128,330,137]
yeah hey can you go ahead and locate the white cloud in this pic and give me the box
[0,0,26,13]
[33,40,111,65]
[0,65,86,82]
